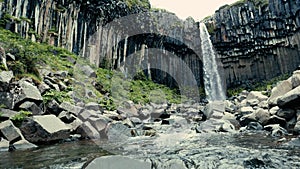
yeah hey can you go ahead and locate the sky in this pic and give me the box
[149,0,238,20]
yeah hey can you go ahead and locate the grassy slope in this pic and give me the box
[0,28,182,110]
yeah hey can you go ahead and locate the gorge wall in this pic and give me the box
[206,0,300,88]
[0,0,203,90]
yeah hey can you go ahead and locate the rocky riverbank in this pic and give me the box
[1,45,300,168]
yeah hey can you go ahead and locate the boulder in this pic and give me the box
[20,115,70,143]
[76,121,101,139]
[196,119,235,133]
[0,108,18,120]
[117,101,139,117]
[105,121,134,141]
[88,116,109,133]
[240,109,270,126]
[265,115,287,127]
[58,111,76,123]
[276,108,296,120]
[46,100,61,115]
[240,106,254,115]
[15,80,43,106]
[0,71,13,86]
[59,102,83,116]
[0,138,9,152]
[264,124,288,137]
[247,99,259,107]
[85,155,151,169]
[12,139,38,151]
[19,101,43,115]
[268,80,292,106]
[38,82,50,94]
[290,71,300,88]
[81,65,96,78]
[0,120,22,143]
[246,91,268,102]
[293,121,300,134]
[0,92,14,109]
[277,86,300,109]
[246,122,263,131]
[203,101,225,119]
[85,102,102,111]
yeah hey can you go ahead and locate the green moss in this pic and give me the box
[43,87,73,105]
[11,110,32,127]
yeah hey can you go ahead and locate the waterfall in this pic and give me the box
[200,23,226,101]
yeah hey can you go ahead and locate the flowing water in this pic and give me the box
[200,22,226,101]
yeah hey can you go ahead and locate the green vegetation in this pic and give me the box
[43,88,73,104]
[123,0,150,9]
[11,110,32,127]
[0,27,77,79]
[227,73,291,97]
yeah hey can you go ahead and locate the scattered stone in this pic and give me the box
[46,100,61,115]
[277,86,300,109]
[85,102,102,111]
[19,101,43,115]
[81,65,96,78]
[265,115,287,127]
[240,107,254,115]
[38,82,51,94]
[203,101,225,119]
[276,108,296,120]
[0,108,18,120]
[269,106,280,115]
[264,124,288,137]
[105,121,134,141]
[268,80,292,106]
[15,80,43,106]
[196,119,235,133]
[12,139,38,151]
[85,155,151,169]
[20,115,70,143]
[0,120,22,143]
[246,122,263,130]
[60,102,83,116]
[76,121,100,139]
[0,71,13,84]
[246,91,268,102]
[0,138,9,152]
[58,111,76,123]
[247,99,259,107]
[0,92,14,109]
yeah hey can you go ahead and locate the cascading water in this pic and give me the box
[200,22,226,101]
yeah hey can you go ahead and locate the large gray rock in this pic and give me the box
[290,70,300,88]
[85,155,151,169]
[0,92,14,109]
[203,101,225,119]
[59,102,83,116]
[0,71,13,85]
[81,65,96,78]
[15,80,43,106]
[0,120,22,143]
[276,108,296,120]
[12,139,38,151]
[196,119,235,133]
[268,80,293,106]
[19,101,43,115]
[0,108,18,119]
[246,91,268,102]
[20,115,70,143]
[0,138,9,152]
[156,159,188,169]
[105,121,134,141]
[76,121,101,139]
[240,109,270,126]
[277,86,300,109]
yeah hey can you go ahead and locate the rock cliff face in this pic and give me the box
[206,0,300,88]
[0,0,203,89]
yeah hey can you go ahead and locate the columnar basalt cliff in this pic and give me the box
[0,0,203,89]
[206,0,300,88]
